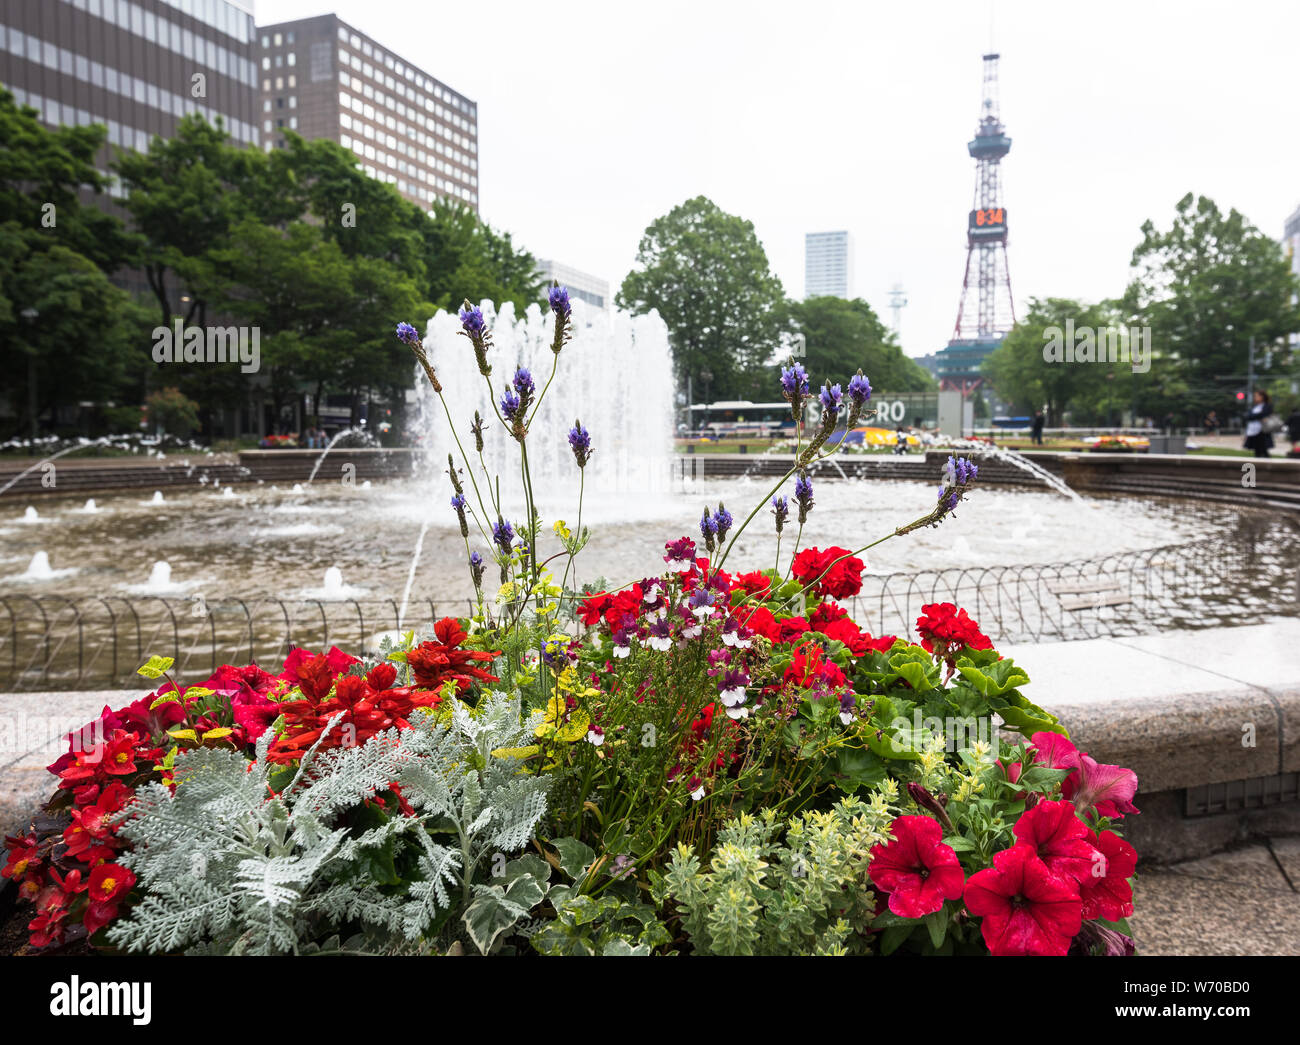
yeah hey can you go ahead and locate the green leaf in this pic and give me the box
[923,906,949,948]
[551,837,596,882]
[880,924,913,956]
[956,658,1030,698]
[463,885,531,955]
[137,655,174,679]
[602,938,651,956]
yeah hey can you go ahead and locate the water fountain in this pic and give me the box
[21,551,55,580]
[221,486,236,498]
[323,565,345,596]
[81,498,100,513]
[291,483,304,494]
[145,561,173,590]
[21,506,39,523]
[150,491,165,505]
[306,426,379,485]
[417,300,675,520]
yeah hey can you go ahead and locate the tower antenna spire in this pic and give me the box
[936,52,1017,398]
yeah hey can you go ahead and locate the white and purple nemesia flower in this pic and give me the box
[721,617,752,649]
[647,617,674,652]
[688,588,715,621]
[663,537,697,575]
[689,776,706,802]
[586,723,605,746]
[719,668,750,720]
[612,625,634,658]
[677,606,703,641]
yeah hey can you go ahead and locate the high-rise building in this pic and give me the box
[536,259,609,310]
[804,230,853,299]
[0,0,260,193]
[256,14,478,212]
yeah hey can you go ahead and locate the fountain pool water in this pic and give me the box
[21,506,40,523]
[146,561,172,589]
[80,499,100,513]
[0,480,1227,607]
[150,491,165,505]
[416,300,676,522]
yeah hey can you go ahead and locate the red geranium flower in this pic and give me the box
[1011,799,1100,885]
[783,641,847,690]
[791,547,864,600]
[868,815,965,918]
[963,844,1083,956]
[730,572,772,600]
[915,602,993,659]
[1079,829,1137,921]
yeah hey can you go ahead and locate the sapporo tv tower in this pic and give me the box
[937,53,1017,396]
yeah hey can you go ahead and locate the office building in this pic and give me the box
[536,259,609,310]
[804,230,853,299]
[0,0,260,193]
[257,13,478,212]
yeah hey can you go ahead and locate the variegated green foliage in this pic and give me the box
[652,795,895,955]
[107,692,549,955]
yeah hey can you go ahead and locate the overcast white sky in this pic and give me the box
[257,0,1300,359]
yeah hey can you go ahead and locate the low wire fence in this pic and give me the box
[1,517,1297,691]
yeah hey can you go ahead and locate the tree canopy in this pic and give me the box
[618,196,787,402]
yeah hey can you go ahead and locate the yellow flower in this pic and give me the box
[553,520,572,540]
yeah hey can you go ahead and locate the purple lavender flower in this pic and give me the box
[771,495,788,534]
[501,386,523,422]
[780,363,810,419]
[458,300,493,375]
[512,366,535,400]
[818,382,843,421]
[700,506,717,551]
[847,371,872,408]
[459,304,486,338]
[711,504,733,545]
[794,471,814,524]
[548,284,571,320]
[450,492,469,537]
[395,321,421,346]
[469,550,485,588]
[568,420,593,468]
[492,517,514,554]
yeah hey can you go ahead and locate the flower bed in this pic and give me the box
[1,298,1141,956]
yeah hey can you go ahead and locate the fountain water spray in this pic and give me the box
[416,300,675,521]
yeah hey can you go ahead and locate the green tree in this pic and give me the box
[1123,193,1300,423]
[0,89,149,438]
[416,200,541,313]
[984,298,1117,425]
[785,296,933,396]
[145,386,200,437]
[617,196,787,402]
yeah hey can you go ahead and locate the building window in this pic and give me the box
[273,32,282,46]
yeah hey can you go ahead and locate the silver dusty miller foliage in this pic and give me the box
[107,691,549,955]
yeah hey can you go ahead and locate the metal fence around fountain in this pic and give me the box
[1,518,1297,691]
